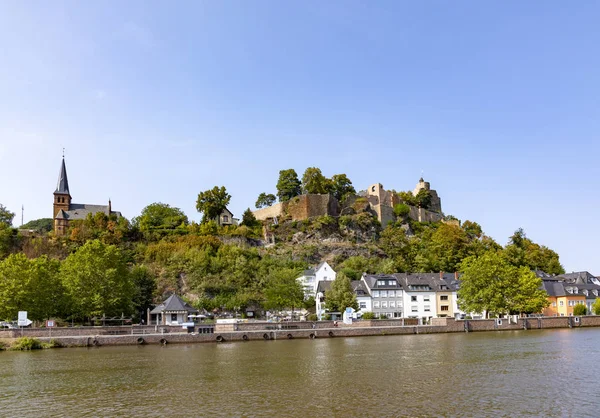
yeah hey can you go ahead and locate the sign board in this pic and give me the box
[17,311,32,327]
[343,307,354,325]
[46,320,56,328]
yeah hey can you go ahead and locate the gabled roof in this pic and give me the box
[558,271,597,284]
[351,280,369,296]
[55,203,122,221]
[55,158,70,195]
[542,280,567,297]
[315,261,333,273]
[362,274,402,290]
[150,294,199,314]
[316,281,332,293]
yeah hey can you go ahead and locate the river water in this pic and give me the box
[1,328,599,417]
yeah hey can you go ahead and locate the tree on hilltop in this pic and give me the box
[255,193,276,209]
[241,208,259,227]
[301,167,330,195]
[330,174,356,202]
[134,203,188,232]
[196,186,231,225]
[0,204,15,227]
[276,169,301,202]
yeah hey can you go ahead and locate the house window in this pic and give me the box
[389,301,395,308]
[359,302,366,309]
[424,296,430,302]
[171,314,177,321]
[441,305,449,311]
[559,301,564,306]
[388,290,395,298]
[373,291,380,298]
[552,302,556,307]
[424,305,430,312]
[374,301,380,308]
[377,280,386,286]
[411,295,418,302]
[388,280,394,286]
[222,215,229,223]
[411,306,418,312]
[440,295,448,301]
[381,291,388,298]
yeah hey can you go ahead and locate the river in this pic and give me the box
[1,328,599,417]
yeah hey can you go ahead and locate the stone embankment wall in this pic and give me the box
[0,325,187,339]
[6,316,600,348]
[215,319,419,332]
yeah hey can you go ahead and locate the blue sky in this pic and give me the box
[0,1,598,273]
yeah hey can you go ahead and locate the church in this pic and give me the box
[53,157,121,235]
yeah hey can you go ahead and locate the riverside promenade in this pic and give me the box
[3,316,600,348]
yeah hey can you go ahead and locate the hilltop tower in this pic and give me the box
[412,177,442,213]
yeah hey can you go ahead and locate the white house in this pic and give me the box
[361,274,404,318]
[394,274,437,322]
[352,280,373,316]
[297,261,337,299]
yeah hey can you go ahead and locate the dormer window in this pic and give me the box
[594,290,598,297]
[222,215,229,222]
[583,289,588,296]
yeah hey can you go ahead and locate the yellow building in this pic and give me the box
[542,280,587,316]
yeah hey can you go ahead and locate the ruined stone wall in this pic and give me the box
[286,194,339,221]
[408,206,444,223]
[253,202,285,221]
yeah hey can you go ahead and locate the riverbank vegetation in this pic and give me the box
[0,171,566,323]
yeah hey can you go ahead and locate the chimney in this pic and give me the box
[440,271,443,280]
[454,271,458,280]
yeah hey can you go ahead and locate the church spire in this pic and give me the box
[55,156,70,195]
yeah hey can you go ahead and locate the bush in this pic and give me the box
[573,304,587,316]
[323,314,331,320]
[10,337,43,351]
[393,203,410,218]
[307,314,318,321]
[593,299,600,315]
[378,314,388,320]
[361,312,375,320]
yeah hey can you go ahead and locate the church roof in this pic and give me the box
[55,158,70,195]
[56,203,122,221]
[150,294,199,314]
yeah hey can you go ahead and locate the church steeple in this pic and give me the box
[55,157,70,195]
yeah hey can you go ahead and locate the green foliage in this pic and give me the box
[301,167,330,194]
[378,314,388,320]
[10,337,43,351]
[503,228,565,275]
[263,268,304,312]
[458,251,549,316]
[0,225,19,259]
[196,186,231,224]
[0,254,64,321]
[398,191,417,206]
[307,313,318,321]
[134,203,188,232]
[573,304,587,316]
[0,204,15,227]
[393,203,410,218]
[325,272,359,312]
[241,208,259,228]
[60,240,134,320]
[131,265,156,321]
[276,169,302,202]
[415,189,432,209]
[593,299,600,315]
[361,312,375,320]
[20,218,53,232]
[329,174,356,202]
[255,193,276,209]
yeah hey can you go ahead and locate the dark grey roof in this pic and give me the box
[542,280,567,297]
[558,272,597,284]
[362,274,403,290]
[150,294,199,315]
[316,281,332,293]
[57,203,122,221]
[55,209,68,220]
[302,269,315,276]
[351,280,369,296]
[55,158,70,195]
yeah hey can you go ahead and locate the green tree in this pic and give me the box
[0,204,15,227]
[20,218,53,232]
[325,272,359,312]
[329,174,356,201]
[134,203,188,232]
[0,254,63,321]
[241,208,259,227]
[573,304,587,316]
[458,251,549,317]
[60,240,134,321]
[131,265,156,322]
[255,193,276,209]
[276,169,302,202]
[263,268,304,317]
[393,203,410,218]
[462,220,483,240]
[415,189,432,209]
[196,186,231,224]
[398,191,417,206]
[592,299,600,315]
[503,228,564,275]
[0,224,18,260]
[301,167,330,194]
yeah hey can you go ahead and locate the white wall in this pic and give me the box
[403,292,437,319]
[316,262,336,283]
